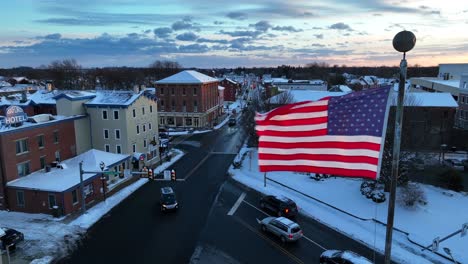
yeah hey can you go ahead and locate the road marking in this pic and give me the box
[183,153,211,180]
[234,216,304,264]
[242,199,327,251]
[227,192,246,215]
[210,151,238,155]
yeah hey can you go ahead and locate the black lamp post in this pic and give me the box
[99,161,106,201]
[384,30,416,264]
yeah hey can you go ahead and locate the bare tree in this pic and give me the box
[149,60,182,82]
[48,59,83,89]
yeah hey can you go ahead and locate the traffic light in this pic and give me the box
[171,169,176,181]
[148,169,153,179]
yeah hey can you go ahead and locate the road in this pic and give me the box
[60,122,387,264]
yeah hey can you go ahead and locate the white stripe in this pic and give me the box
[256,123,327,132]
[269,111,327,121]
[259,147,379,158]
[227,192,246,216]
[291,100,328,109]
[259,135,382,144]
[258,159,378,172]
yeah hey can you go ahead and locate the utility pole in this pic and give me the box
[79,161,86,214]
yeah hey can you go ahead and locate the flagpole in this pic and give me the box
[264,172,267,187]
[384,31,416,264]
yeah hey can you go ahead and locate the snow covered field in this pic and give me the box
[230,147,468,264]
[0,149,185,263]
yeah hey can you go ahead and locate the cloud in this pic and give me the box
[213,21,224,25]
[312,27,322,30]
[249,21,272,32]
[172,20,193,31]
[197,38,229,44]
[220,30,261,38]
[272,26,302,32]
[226,11,248,20]
[153,27,173,38]
[314,34,324,39]
[37,33,62,40]
[329,22,353,31]
[178,44,208,53]
[311,43,325,47]
[176,32,199,41]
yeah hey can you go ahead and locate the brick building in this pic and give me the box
[220,78,240,102]
[156,70,223,128]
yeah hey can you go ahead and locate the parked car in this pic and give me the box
[320,249,372,264]
[228,117,237,126]
[258,216,303,243]
[160,187,178,212]
[443,159,464,170]
[260,195,298,218]
[0,227,24,250]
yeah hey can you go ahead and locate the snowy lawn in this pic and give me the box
[0,149,185,263]
[230,148,468,264]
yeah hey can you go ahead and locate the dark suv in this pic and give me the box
[320,250,372,264]
[160,187,178,212]
[260,195,298,218]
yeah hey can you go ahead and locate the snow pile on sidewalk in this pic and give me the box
[230,148,468,264]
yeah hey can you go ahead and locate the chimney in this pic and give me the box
[46,82,53,91]
[133,85,139,94]
[20,90,28,103]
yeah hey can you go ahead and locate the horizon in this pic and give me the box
[1,1,467,68]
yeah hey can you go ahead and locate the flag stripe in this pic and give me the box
[259,147,379,158]
[259,153,379,165]
[259,159,378,172]
[256,129,328,137]
[259,165,377,179]
[256,123,327,132]
[256,116,328,127]
[259,135,382,144]
[259,141,381,151]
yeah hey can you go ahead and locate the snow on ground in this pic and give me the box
[230,148,467,264]
[0,149,185,263]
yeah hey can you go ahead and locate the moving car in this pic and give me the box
[228,117,236,126]
[258,216,302,243]
[160,187,178,212]
[260,195,298,218]
[320,250,372,264]
[0,227,24,250]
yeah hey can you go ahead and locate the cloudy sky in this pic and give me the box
[1,0,467,68]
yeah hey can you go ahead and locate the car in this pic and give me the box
[0,227,24,251]
[443,159,464,170]
[160,187,178,212]
[258,216,302,243]
[228,117,236,126]
[260,195,298,218]
[320,249,372,264]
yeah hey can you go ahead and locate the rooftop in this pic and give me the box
[156,70,218,84]
[84,90,143,107]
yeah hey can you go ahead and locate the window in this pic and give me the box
[115,129,121,140]
[185,117,192,126]
[136,125,140,134]
[84,183,94,197]
[16,138,29,154]
[102,110,108,120]
[72,190,78,204]
[194,87,197,95]
[149,123,152,130]
[171,87,175,95]
[55,151,60,161]
[194,117,199,127]
[37,135,44,148]
[167,117,175,125]
[17,161,30,177]
[48,194,56,209]
[105,144,110,152]
[53,130,59,143]
[16,191,25,207]
[132,144,136,152]
[113,110,119,120]
[183,101,186,112]
[116,145,122,154]
[132,109,136,117]
[194,100,198,112]
[143,139,147,148]
[171,100,175,111]
[150,105,153,113]
[160,87,164,95]
[104,129,109,139]
[183,87,186,95]
[40,156,46,169]
[142,107,145,115]
[143,124,146,132]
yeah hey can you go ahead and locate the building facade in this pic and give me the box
[220,78,240,102]
[156,70,222,128]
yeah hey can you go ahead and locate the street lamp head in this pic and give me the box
[443,247,451,254]
[393,30,416,53]
[99,161,105,171]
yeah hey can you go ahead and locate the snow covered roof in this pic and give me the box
[338,85,352,92]
[0,93,30,106]
[53,90,96,101]
[84,90,142,107]
[156,70,218,84]
[0,115,84,133]
[29,90,60,105]
[0,81,12,87]
[224,78,237,84]
[396,92,458,107]
[270,90,347,104]
[7,149,130,192]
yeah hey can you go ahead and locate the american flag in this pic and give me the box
[255,86,392,180]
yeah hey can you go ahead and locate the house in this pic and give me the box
[220,78,240,102]
[155,70,222,128]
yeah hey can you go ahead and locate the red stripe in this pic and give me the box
[256,129,328,137]
[258,153,379,165]
[259,165,377,179]
[256,116,328,127]
[259,141,381,151]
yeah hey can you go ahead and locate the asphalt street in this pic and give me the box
[59,121,388,264]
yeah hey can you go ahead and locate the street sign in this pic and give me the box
[164,170,171,180]
[432,237,440,252]
[124,169,131,178]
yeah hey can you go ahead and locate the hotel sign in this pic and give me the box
[5,106,27,124]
